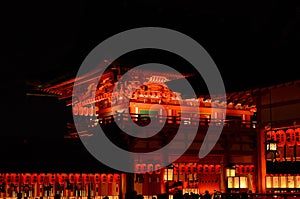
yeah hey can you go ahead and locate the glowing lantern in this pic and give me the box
[75,173,82,184]
[73,105,78,115]
[14,174,20,184]
[9,173,16,184]
[58,173,67,184]
[31,173,38,184]
[155,164,161,174]
[84,107,89,116]
[147,164,154,174]
[286,129,296,147]
[245,166,250,173]
[141,164,147,173]
[89,106,94,116]
[210,165,215,174]
[94,174,100,183]
[101,174,107,183]
[185,165,192,174]
[173,166,179,175]
[295,128,300,146]
[69,173,75,183]
[235,166,240,174]
[179,165,185,174]
[192,165,197,173]
[240,166,245,174]
[38,174,45,184]
[5,174,11,184]
[135,164,142,173]
[114,174,120,183]
[276,130,286,147]
[83,174,90,183]
[49,174,56,185]
[204,165,209,174]
[79,106,83,115]
[23,173,31,184]
[215,165,221,174]
[267,131,276,141]
[197,164,203,174]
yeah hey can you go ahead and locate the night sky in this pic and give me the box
[3,0,300,91]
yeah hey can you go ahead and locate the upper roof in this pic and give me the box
[32,61,300,112]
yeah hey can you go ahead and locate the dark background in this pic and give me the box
[3,0,300,90]
[1,0,299,171]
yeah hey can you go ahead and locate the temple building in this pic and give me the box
[1,63,300,199]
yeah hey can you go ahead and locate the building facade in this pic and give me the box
[2,63,300,199]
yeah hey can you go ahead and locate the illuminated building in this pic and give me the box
[256,82,300,194]
[38,63,257,197]
[2,63,300,198]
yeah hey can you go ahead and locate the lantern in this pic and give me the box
[215,165,221,174]
[14,174,20,184]
[83,174,90,184]
[267,131,276,141]
[5,174,12,184]
[49,174,56,185]
[38,174,45,184]
[179,165,185,175]
[192,165,197,173]
[31,173,38,184]
[84,107,89,116]
[286,129,295,147]
[94,174,100,184]
[235,166,240,174]
[135,164,141,173]
[73,105,78,115]
[197,164,203,174]
[58,173,67,184]
[276,130,286,147]
[147,164,154,174]
[10,173,16,184]
[101,174,107,183]
[155,164,161,174]
[204,165,209,174]
[245,166,250,174]
[23,173,31,184]
[79,106,83,115]
[114,174,120,183]
[173,166,179,175]
[89,106,94,116]
[210,165,215,174]
[75,173,82,184]
[69,173,75,183]
[185,165,192,174]
[295,128,300,146]
[240,166,245,174]
[141,164,147,173]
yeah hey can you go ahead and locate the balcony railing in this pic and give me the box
[97,113,254,129]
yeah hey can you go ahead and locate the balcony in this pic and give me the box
[97,113,254,129]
